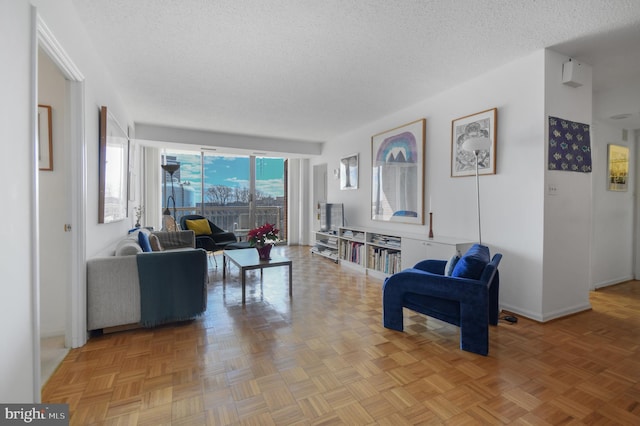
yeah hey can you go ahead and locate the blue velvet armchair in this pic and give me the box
[382,244,502,355]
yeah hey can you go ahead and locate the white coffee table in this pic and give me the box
[222,249,292,304]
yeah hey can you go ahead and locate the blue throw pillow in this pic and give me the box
[138,231,153,253]
[451,244,489,280]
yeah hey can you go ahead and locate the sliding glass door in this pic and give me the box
[161,150,287,242]
[254,157,287,241]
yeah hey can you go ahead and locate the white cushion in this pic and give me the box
[444,255,460,277]
[115,239,142,256]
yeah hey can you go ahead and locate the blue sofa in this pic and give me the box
[382,244,502,355]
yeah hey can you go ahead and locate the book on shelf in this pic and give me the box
[320,236,338,248]
[370,234,401,248]
[312,246,338,257]
[340,239,364,266]
[341,229,365,241]
[368,246,402,274]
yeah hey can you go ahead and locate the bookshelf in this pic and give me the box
[366,231,402,276]
[310,231,339,262]
[339,230,365,267]
[312,226,473,278]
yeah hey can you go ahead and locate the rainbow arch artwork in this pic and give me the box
[375,131,418,165]
[371,119,425,224]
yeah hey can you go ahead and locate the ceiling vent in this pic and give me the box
[609,113,632,120]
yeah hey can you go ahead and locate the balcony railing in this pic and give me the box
[171,206,284,241]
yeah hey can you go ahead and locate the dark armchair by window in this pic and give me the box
[179,215,239,255]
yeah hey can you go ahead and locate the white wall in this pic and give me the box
[312,50,547,319]
[0,0,134,401]
[32,0,135,258]
[0,0,38,403]
[38,48,69,337]
[313,49,611,321]
[594,76,639,284]
[542,50,593,320]
[591,121,635,288]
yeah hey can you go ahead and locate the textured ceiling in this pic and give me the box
[71,0,640,142]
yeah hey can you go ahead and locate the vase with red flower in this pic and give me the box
[247,223,279,260]
[255,244,272,260]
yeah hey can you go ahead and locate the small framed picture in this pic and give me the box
[451,108,497,177]
[340,153,359,190]
[38,105,53,171]
[607,144,629,191]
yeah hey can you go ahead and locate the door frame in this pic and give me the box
[33,10,87,399]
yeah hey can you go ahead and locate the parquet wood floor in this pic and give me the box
[42,246,640,425]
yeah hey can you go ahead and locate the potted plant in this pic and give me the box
[247,223,279,260]
[134,205,144,228]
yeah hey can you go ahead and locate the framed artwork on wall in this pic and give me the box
[548,116,592,173]
[607,144,629,192]
[38,104,53,171]
[451,108,497,177]
[371,119,425,224]
[340,153,359,190]
[98,106,129,223]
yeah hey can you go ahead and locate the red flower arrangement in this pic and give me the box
[247,223,279,247]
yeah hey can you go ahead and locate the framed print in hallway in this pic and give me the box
[38,104,53,171]
[607,144,629,192]
[451,108,497,177]
[371,119,425,224]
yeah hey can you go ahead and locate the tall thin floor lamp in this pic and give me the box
[462,137,491,245]
[161,163,180,226]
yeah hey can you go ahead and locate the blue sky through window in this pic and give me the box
[167,152,284,204]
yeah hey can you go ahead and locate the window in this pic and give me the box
[162,150,287,241]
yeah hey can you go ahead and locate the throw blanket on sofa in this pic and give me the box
[136,249,207,327]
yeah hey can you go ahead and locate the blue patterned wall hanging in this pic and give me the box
[548,116,592,173]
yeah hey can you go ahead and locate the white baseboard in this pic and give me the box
[499,303,543,322]
[593,275,634,290]
[39,330,65,339]
[540,303,592,322]
[499,302,592,323]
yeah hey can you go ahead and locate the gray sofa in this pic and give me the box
[87,229,208,331]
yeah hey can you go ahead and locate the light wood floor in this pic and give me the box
[42,246,640,425]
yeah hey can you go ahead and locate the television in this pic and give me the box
[319,203,344,233]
